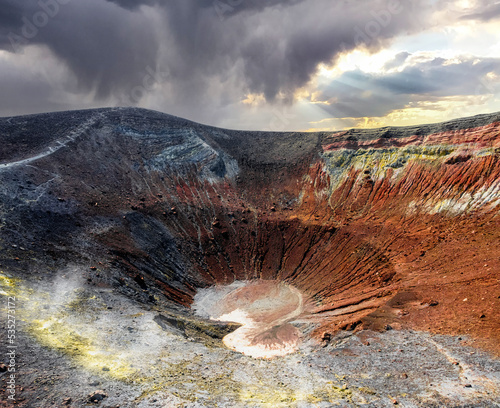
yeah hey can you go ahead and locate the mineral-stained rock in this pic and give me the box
[153,311,241,344]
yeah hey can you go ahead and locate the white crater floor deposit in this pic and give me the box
[193,280,307,358]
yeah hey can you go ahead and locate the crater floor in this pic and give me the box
[194,280,308,358]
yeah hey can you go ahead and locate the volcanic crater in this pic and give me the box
[0,107,499,407]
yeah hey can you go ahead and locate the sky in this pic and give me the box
[0,0,499,131]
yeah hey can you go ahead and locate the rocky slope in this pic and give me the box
[0,107,499,407]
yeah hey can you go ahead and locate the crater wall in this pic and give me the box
[1,107,499,353]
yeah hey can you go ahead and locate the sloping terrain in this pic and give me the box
[0,108,499,407]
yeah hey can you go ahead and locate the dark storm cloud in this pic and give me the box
[0,0,431,120]
[157,0,429,102]
[315,56,500,118]
[0,0,23,30]
[104,0,163,10]
[378,58,500,96]
[104,0,300,13]
[0,0,160,100]
[0,55,97,115]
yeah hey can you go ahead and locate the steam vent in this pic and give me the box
[1,107,499,407]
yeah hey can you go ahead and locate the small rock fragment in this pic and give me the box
[89,390,107,403]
